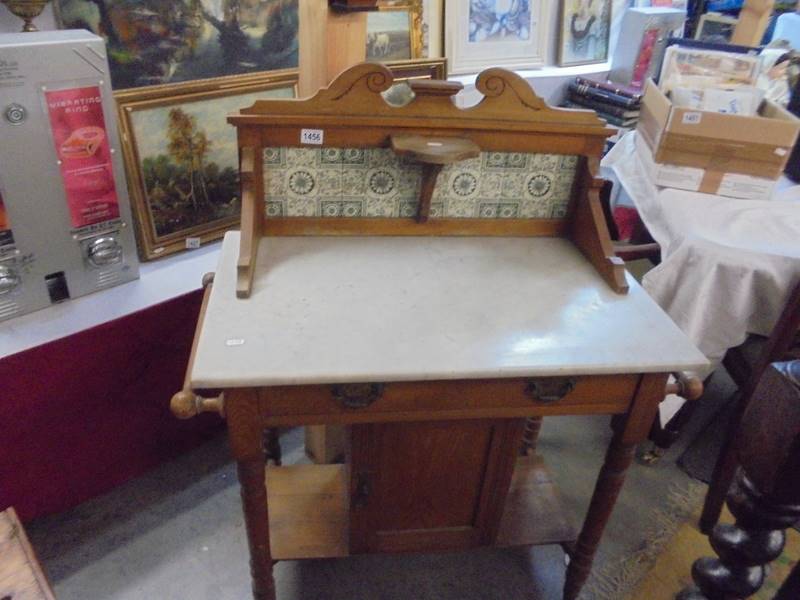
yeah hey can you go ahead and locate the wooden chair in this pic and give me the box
[598,180,661,263]
[698,277,800,533]
[679,359,800,600]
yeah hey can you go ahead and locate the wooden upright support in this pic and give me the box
[299,0,369,97]
[731,0,776,46]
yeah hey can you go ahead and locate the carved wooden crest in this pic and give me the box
[229,62,612,139]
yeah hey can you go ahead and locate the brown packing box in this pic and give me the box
[637,80,800,181]
[635,132,777,199]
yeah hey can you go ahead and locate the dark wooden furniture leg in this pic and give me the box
[264,428,282,466]
[564,374,666,600]
[679,360,800,600]
[698,428,740,534]
[520,416,543,456]
[700,281,800,534]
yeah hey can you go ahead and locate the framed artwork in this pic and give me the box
[423,0,444,58]
[558,0,613,67]
[386,57,447,80]
[383,57,447,105]
[366,1,423,61]
[694,13,738,43]
[54,0,299,90]
[116,71,298,260]
[445,0,549,75]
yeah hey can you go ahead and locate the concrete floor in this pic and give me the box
[26,366,734,600]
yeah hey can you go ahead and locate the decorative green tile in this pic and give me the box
[263,147,578,219]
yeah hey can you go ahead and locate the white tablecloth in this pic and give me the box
[602,132,800,379]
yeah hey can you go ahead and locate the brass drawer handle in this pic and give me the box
[332,383,385,409]
[525,378,577,404]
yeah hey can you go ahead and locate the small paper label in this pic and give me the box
[185,237,201,249]
[682,112,702,125]
[226,338,245,347]
[718,173,775,200]
[301,128,324,145]
[426,141,443,147]
[775,148,788,157]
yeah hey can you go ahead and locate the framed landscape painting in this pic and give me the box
[116,70,298,259]
[54,0,299,89]
[446,0,548,75]
[558,0,612,67]
[366,2,423,61]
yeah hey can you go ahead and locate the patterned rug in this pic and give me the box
[585,482,799,599]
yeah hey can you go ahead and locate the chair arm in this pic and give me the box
[612,242,661,262]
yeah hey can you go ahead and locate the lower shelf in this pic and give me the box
[496,455,578,547]
[265,455,577,561]
[266,463,350,560]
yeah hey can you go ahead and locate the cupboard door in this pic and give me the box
[350,419,524,554]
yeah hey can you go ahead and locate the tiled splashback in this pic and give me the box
[262,147,578,219]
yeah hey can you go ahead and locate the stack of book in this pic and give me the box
[564,76,643,130]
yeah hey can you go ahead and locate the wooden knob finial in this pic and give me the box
[170,390,225,419]
[665,373,704,401]
[171,390,199,419]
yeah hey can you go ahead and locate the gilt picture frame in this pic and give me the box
[116,70,298,260]
[54,0,299,90]
[366,1,424,61]
[557,0,612,67]
[445,0,549,75]
[383,57,448,105]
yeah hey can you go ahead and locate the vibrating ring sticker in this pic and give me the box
[60,126,106,159]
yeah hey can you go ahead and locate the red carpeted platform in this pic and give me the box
[0,290,223,522]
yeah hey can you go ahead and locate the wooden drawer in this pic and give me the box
[257,375,640,426]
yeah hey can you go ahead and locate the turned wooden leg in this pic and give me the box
[678,473,800,600]
[227,389,276,600]
[520,416,543,456]
[564,432,637,600]
[680,361,800,600]
[563,373,667,600]
[263,428,282,466]
[238,459,276,600]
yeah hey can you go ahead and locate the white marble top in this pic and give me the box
[191,233,707,388]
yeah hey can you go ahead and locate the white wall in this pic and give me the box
[0,2,56,33]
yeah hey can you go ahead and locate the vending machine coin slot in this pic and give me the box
[45,271,70,303]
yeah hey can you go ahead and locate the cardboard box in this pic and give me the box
[637,80,800,180]
[635,132,777,200]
